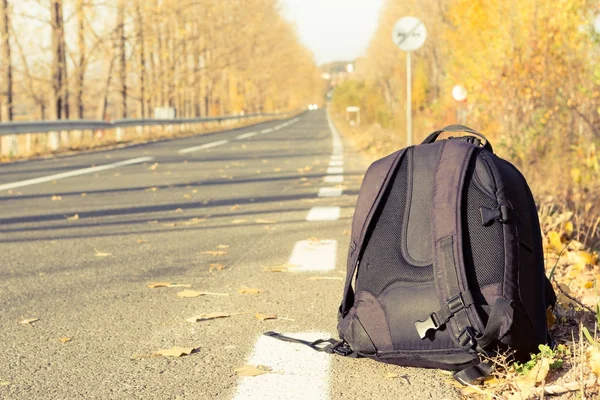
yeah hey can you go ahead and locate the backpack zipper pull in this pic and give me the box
[480,205,509,226]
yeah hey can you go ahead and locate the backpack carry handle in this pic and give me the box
[422,125,493,153]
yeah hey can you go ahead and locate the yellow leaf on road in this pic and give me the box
[200,251,227,256]
[149,162,159,171]
[177,290,229,298]
[255,219,277,224]
[231,204,240,211]
[51,195,62,201]
[67,214,79,221]
[238,287,264,295]
[209,263,225,272]
[146,282,191,288]
[60,337,72,343]
[183,218,206,225]
[175,208,183,213]
[217,244,230,249]
[186,312,235,322]
[547,230,564,251]
[263,264,293,272]
[94,249,111,257]
[183,194,192,199]
[232,219,248,224]
[255,313,278,321]
[155,346,195,358]
[235,365,272,377]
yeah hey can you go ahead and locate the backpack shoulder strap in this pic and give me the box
[339,148,407,318]
[414,140,482,347]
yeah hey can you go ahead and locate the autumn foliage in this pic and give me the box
[0,0,323,122]
[332,0,600,247]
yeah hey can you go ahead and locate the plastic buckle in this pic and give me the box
[415,313,440,339]
[447,294,465,314]
[458,326,477,348]
[331,342,354,356]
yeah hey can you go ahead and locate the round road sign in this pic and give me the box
[452,85,468,102]
[392,16,427,52]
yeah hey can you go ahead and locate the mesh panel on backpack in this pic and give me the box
[356,159,434,297]
[463,161,505,304]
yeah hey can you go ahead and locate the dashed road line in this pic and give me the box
[329,160,343,167]
[324,175,344,184]
[330,155,343,161]
[236,131,258,140]
[318,187,343,198]
[234,332,331,400]
[0,156,154,192]
[288,239,337,272]
[306,206,340,221]
[260,128,273,134]
[178,139,229,154]
[326,167,343,175]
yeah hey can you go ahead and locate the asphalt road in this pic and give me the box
[0,109,459,399]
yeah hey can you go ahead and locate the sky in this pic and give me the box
[280,0,385,65]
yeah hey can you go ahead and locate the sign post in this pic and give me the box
[392,17,427,146]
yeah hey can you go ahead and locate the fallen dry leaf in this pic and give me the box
[51,195,62,201]
[137,239,148,244]
[232,219,248,224]
[255,219,277,224]
[147,220,159,224]
[238,287,264,295]
[274,167,282,172]
[80,193,87,197]
[146,187,158,192]
[231,204,240,211]
[308,276,344,281]
[263,264,294,272]
[343,230,351,236]
[183,218,206,226]
[67,214,79,221]
[94,248,111,257]
[146,282,191,288]
[255,313,278,321]
[235,365,273,377]
[175,208,183,213]
[200,251,227,256]
[186,312,235,323]
[149,162,159,171]
[217,244,230,249]
[183,194,192,199]
[209,263,225,272]
[154,346,195,358]
[60,337,72,343]
[177,290,229,298]
[385,372,399,379]
[20,318,39,325]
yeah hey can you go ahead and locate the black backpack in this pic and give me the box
[266,125,556,384]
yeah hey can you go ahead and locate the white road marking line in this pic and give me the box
[234,332,331,400]
[260,128,273,134]
[288,239,337,271]
[326,167,343,175]
[318,187,343,197]
[324,175,344,184]
[331,155,343,162]
[236,131,258,140]
[329,160,343,167]
[306,206,340,221]
[178,139,229,154]
[0,156,154,192]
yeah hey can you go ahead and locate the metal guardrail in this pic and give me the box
[0,112,288,136]
[0,111,299,157]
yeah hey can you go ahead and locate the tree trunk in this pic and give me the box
[50,0,68,120]
[74,0,85,119]
[97,55,116,120]
[135,0,145,118]
[117,0,127,118]
[0,0,13,121]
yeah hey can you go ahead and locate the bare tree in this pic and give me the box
[50,0,68,119]
[74,0,85,118]
[116,0,126,118]
[0,0,12,121]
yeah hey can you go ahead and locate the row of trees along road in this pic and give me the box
[0,0,323,122]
